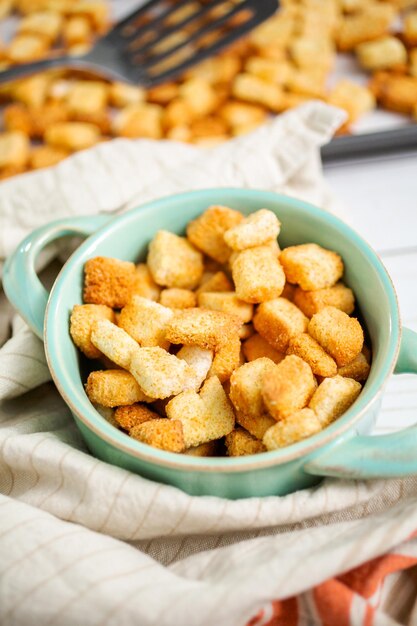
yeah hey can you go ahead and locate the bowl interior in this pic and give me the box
[45,188,400,469]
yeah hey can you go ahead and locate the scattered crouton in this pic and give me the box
[242,333,285,364]
[280,243,344,291]
[130,347,194,399]
[293,282,355,318]
[308,306,364,367]
[130,418,185,453]
[229,357,276,418]
[70,304,115,359]
[287,333,337,377]
[118,295,173,349]
[309,375,362,427]
[226,427,266,456]
[186,205,244,263]
[132,264,161,301]
[196,270,233,295]
[253,298,308,352]
[147,230,203,289]
[165,308,242,351]
[90,319,140,370]
[235,410,276,440]
[83,256,137,309]
[223,209,281,251]
[159,288,197,309]
[85,370,152,407]
[114,403,160,431]
[263,408,322,450]
[198,291,254,323]
[231,246,286,303]
[338,352,370,382]
[209,333,242,382]
[176,345,213,391]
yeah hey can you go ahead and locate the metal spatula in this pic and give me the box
[0,0,278,86]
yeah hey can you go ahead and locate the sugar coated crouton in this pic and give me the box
[235,410,276,440]
[209,333,242,382]
[232,246,286,304]
[130,347,194,399]
[114,403,160,432]
[253,298,308,352]
[132,263,161,301]
[159,288,197,309]
[84,256,137,309]
[338,352,370,382]
[308,306,364,367]
[70,304,115,359]
[309,375,362,427]
[130,418,185,453]
[229,357,276,418]
[263,408,322,450]
[90,319,140,370]
[183,440,220,456]
[287,333,337,377]
[118,295,173,349]
[223,209,281,251]
[86,370,152,407]
[280,244,344,291]
[198,292,254,324]
[186,205,244,263]
[262,355,317,421]
[226,427,266,456]
[166,376,235,448]
[147,230,203,289]
[293,282,355,318]
[196,270,233,295]
[165,308,242,351]
[242,333,285,364]
[177,345,213,391]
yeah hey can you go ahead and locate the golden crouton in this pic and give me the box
[338,352,370,382]
[232,73,283,112]
[166,376,235,448]
[372,74,417,115]
[287,333,337,377]
[159,288,197,310]
[3,104,33,136]
[327,80,376,124]
[7,34,49,63]
[45,122,101,152]
[93,404,118,428]
[404,12,417,46]
[229,357,276,418]
[66,81,108,117]
[68,1,110,33]
[198,292,253,324]
[12,73,50,109]
[196,271,233,295]
[183,440,220,457]
[309,375,362,427]
[336,4,395,51]
[85,369,152,407]
[130,419,185,453]
[0,131,29,169]
[90,319,140,370]
[209,333,242,382]
[356,37,407,71]
[130,347,194,399]
[147,82,179,106]
[242,333,285,364]
[245,57,291,85]
[239,324,254,340]
[219,101,267,129]
[112,103,163,139]
[223,209,281,252]
[176,345,213,392]
[114,403,160,432]
[132,264,161,302]
[263,408,322,450]
[10,101,69,139]
[186,205,243,264]
[70,304,115,359]
[118,295,173,349]
[18,10,63,43]
[280,244,344,291]
[165,308,242,351]
[253,298,308,352]
[179,77,217,117]
[293,282,355,318]
[29,145,69,170]
[262,355,317,421]
[109,82,146,108]
[232,247,286,304]
[83,256,137,309]
[226,427,266,456]
[62,15,92,47]
[308,306,364,367]
[235,410,276,440]
[281,282,296,301]
[147,230,203,290]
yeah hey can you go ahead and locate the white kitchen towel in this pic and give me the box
[2,101,416,626]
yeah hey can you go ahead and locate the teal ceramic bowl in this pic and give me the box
[4,189,417,499]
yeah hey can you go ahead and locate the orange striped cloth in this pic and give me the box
[248,539,417,626]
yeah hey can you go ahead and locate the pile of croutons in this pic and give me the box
[70,205,370,457]
[2,0,417,179]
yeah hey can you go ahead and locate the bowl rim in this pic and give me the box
[44,188,401,473]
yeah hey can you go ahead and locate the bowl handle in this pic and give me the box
[305,327,417,479]
[3,215,113,340]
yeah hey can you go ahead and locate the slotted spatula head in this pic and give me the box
[0,0,279,86]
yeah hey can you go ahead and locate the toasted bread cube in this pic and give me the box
[262,355,317,421]
[130,419,185,453]
[163,99,195,129]
[245,57,291,84]
[209,333,241,383]
[356,37,406,71]
[183,440,220,457]
[0,131,29,169]
[8,34,49,62]
[293,282,355,318]
[374,74,417,115]
[147,82,179,106]
[130,347,193,399]
[336,4,395,51]
[338,352,370,382]
[239,323,254,340]
[287,333,337,377]
[281,282,296,301]
[45,122,100,152]
[198,292,253,324]
[118,296,173,349]
[308,306,364,367]
[29,145,69,170]
[286,69,327,99]
[186,205,243,264]
[253,298,308,352]
[159,288,197,310]
[66,81,108,116]
[196,271,233,295]
[179,77,217,117]
[18,11,63,43]
[309,375,362,427]
[86,370,152,407]
[223,209,281,252]
[289,37,334,71]
[165,125,192,143]
[185,54,241,84]
[12,73,50,108]
[63,15,92,46]
[70,304,115,359]
[280,244,344,291]
[112,104,162,139]
[229,357,276,418]
[147,230,203,290]
[0,0,13,19]
[114,403,160,432]
[226,427,266,456]
[263,408,322,450]
[327,80,376,123]
[232,73,283,112]
[165,308,241,351]
[235,411,275,440]
[219,101,267,129]
[177,345,213,392]
[232,247,286,304]
[242,333,285,364]
[68,1,110,32]
[14,101,68,139]
[3,104,33,136]
[84,256,137,309]
[132,264,161,302]
[108,82,146,108]
[90,319,140,370]
[404,12,417,46]
[166,376,235,448]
